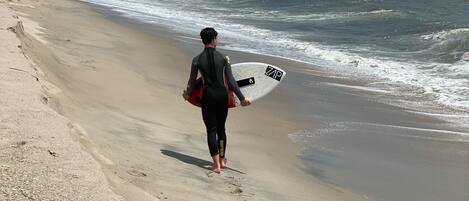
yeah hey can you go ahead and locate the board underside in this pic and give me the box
[188,62,285,108]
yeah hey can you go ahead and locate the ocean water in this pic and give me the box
[83,0,469,111]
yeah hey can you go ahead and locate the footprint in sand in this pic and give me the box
[126,169,147,177]
[230,187,243,194]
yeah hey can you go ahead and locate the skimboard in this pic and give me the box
[187,62,286,108]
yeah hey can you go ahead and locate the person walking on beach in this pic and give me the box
[183,27,251,173]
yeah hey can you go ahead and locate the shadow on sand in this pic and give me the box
[160,149,246,175]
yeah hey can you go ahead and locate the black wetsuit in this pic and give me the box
[186,47,245,158]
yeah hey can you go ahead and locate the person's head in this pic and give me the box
[200,27,218,47]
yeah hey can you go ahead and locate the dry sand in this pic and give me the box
[2,0,371,200]
[0,1,123,200]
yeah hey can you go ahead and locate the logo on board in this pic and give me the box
[237,77,255,88]
[265,66,283,81]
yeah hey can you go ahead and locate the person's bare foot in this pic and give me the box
[212,154,221,174]
[212,166,221,174]
[220,157,227,169]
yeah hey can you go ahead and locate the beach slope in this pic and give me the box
[0,2,123,201]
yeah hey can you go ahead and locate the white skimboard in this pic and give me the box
[188,62,286,108]
[231,62,286,106]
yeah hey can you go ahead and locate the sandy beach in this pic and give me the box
[0,1,122,200]
[2,0,469,201]
[2,0,369,200]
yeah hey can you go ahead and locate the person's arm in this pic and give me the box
[224,56,246,101]
[183,58,198,99]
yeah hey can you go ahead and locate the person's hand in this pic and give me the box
[182,90,190,101]
[241,98,251,106]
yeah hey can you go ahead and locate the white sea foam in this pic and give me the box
[375,123,469,137]
[287,9,400,20]
[320,82,391,94]
[291,121,469,144]
[421,28,469,41]
[227,9,401,22]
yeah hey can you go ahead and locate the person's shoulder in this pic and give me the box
[193,51,204,60]
[214,49,230,63]
[192,55,199,62]
[214,49,226,57]
[192,51,203,63]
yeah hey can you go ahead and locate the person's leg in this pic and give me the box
[216,111,227,165]
[216,90,229,168]
[202,89,221,173]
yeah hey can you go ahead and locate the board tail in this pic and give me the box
[187,78,237,108]
[188,86,204,107]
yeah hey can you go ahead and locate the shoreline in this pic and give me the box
[84,0,469,130]
[81,0,469,115]
[93,1,469,126]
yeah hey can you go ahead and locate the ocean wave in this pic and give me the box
[420,28,469,62]
[291,9,400,20]
[421,28,469,41]
[227,9,402,22]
